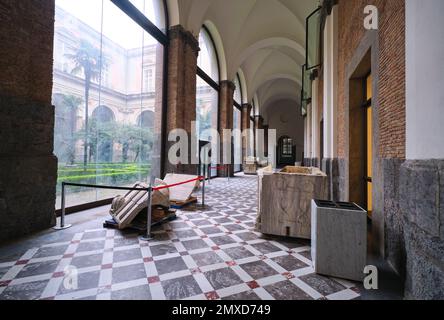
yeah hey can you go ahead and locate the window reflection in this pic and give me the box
[53,0,165,208]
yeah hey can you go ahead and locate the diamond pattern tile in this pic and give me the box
[0,174,360,300]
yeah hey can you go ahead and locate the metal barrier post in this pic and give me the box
[226,165,229,183]
[53,182,72,230]
[140,176,154,241]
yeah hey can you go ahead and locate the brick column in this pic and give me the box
[218,80,235,177]
[0,0,57,241]
[165,25,199,176]
[241,104,252,165]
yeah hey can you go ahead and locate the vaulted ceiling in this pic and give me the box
[167,0,318,117]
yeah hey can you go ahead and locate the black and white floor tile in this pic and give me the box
[0,175,361,300]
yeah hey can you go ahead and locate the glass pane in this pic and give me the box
[53,0,164,209]
[302,64,312,102]
[198,28,219,82]
[129,0,166,33]
[196,75,219,177]
[306,7,322,69]
[233,75,241,104]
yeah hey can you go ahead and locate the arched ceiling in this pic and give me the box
[169,0,318,116]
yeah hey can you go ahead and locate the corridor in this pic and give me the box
[0,175,361,300]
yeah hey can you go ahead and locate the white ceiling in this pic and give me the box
[167,0,319,117]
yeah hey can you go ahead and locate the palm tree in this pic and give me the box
[61,94,83,165]
[66,39,107,169]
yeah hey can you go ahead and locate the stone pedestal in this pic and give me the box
[256,166,328,239]
[311,200,367,282]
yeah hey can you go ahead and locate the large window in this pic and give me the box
[52,0,167,209]
[233,75,242,172]
[196,27,220,177]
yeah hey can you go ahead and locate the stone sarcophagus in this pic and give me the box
[256,166,328,239]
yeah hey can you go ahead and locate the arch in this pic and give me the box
[250,73,301,99]
[91,105,115,163]
[91,105,115,123]
[198,26,220,82]
[233,74,242,105]
[203,20,227,81]
[237,68,248,104]
[137,110,155,128]
[166,0,180,27]
[253,94,260,115]
[261,95,300,115]
[232,37,305,78]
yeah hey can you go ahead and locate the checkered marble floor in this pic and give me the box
[0,175,361,300]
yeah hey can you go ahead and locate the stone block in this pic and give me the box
[257,166,328,239]
[311,200,367,282]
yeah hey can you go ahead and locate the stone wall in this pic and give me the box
[0,0,57,242]
[400,160,444,299]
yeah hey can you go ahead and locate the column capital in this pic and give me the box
[219,80,236,91]
[169,25,200,56]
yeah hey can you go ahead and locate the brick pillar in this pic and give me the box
[0,0,57,242]
[219,80,235,177]
[241,104,252,165]
[165,25,199,176]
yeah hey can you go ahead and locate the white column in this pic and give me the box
[406,0,444,160]
[323,5,339,159]
[311,78,320,164]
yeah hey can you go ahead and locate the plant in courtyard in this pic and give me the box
[53,93,84,165]
[115,124,154,163]
[66,39,109,170]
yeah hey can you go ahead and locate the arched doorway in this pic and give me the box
[277,136,296,166]
[91,105,115,163]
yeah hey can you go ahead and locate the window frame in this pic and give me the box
[55,0,170,215]
[196,25,221,178]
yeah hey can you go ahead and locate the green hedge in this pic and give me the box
[56,163,151,195]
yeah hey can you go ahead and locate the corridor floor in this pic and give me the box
[0,175,362,300]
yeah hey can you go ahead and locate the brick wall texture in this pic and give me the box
[0,0,55,104]
[337,0,406,159]
[0,0,57,242]
[164,25,199,175]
